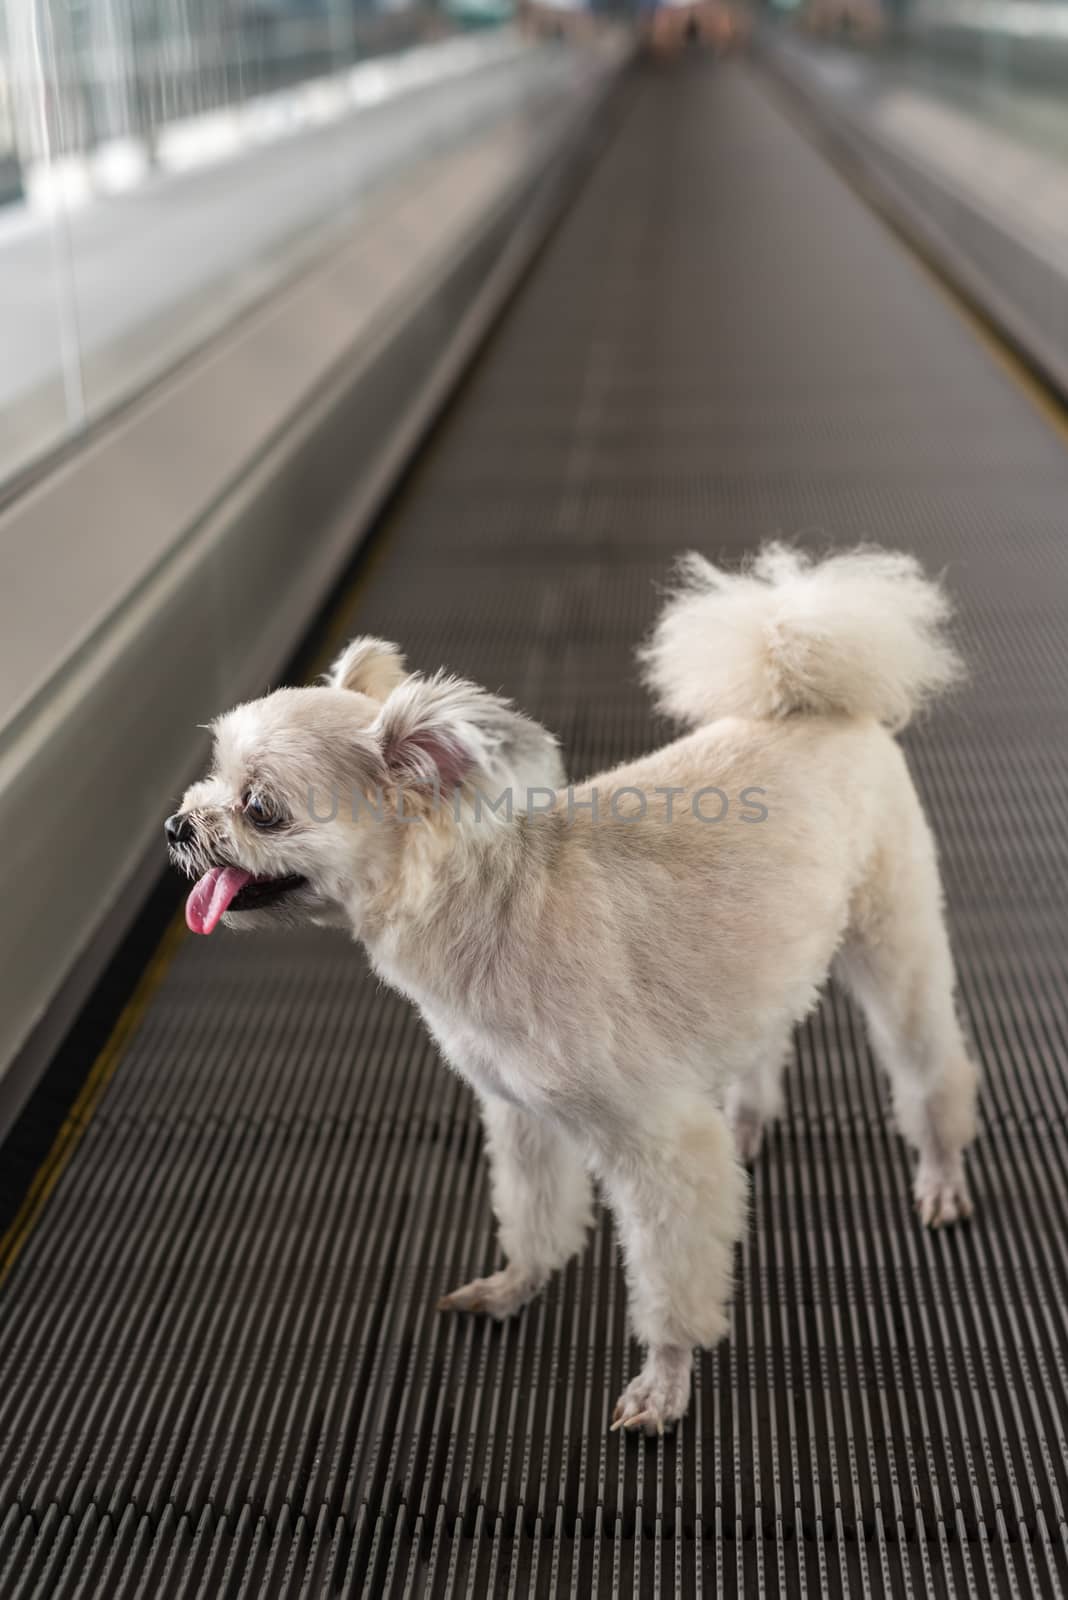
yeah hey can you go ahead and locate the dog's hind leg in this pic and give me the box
[835,805,978,1228]
[438,1095,593,1318]
[591,1092,745,1433]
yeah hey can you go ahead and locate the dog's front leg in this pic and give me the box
[593,1095,746,1435]
[438,1094,593,1319]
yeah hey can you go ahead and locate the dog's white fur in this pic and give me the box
[169,544,978,1434]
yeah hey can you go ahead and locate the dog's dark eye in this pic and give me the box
[243,792,284,829]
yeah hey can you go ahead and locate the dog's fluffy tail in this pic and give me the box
[639,543,964,732]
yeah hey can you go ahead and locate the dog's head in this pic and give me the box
[166,637,564,937]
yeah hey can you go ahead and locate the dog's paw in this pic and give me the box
[436,1264,539,1320]
[914,1164,973,1229]
[611,1350,692,1437]
[728,1105,765,1165]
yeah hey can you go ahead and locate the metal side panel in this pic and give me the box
[2,61,1068,1598]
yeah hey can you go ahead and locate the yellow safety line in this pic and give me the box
[0,536,388,1293]
[908,244,1068,450]
[0,916,186,1290]
[307,527,394,678]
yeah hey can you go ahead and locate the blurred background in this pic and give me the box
[1,3,1067,1595]
[3,0,1068,492]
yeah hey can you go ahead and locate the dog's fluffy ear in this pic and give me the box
[372,673,563,799]
[326,637,408,701]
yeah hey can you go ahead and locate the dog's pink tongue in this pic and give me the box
[186,865,253,935]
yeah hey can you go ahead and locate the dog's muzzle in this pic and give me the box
[165,812,194,846]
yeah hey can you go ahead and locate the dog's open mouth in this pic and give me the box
[185,865,306,936]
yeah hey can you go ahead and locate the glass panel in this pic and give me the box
[0,0,539,494]
[777,0,1068,181]
[770,0,1068,378]
[0,1,87,485]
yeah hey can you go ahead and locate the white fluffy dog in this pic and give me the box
[166,544,977,1434]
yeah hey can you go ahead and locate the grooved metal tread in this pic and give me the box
[3,60,1068,1598]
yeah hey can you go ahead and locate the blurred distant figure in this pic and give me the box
[640,0,750,59]
[520,0,598,42]
[802,0,883,41]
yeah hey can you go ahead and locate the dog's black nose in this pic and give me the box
[165,812,194,846]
